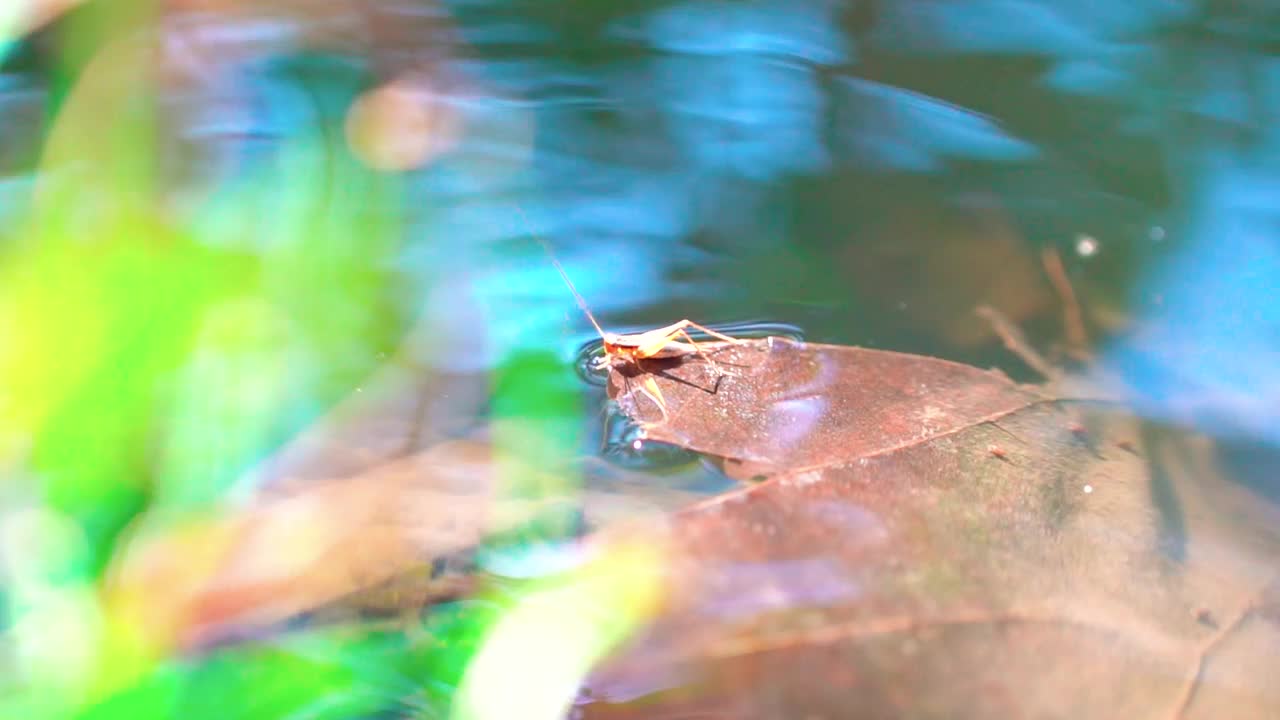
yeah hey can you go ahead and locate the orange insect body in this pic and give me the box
[600,321,738,363]
[541,243,741,421]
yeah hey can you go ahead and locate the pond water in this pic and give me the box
[1,1,1278,718]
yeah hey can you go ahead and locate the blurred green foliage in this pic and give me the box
[0,4,421,716]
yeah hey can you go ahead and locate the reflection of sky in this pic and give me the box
[611,0,847,60]
[414,0,855,367]
[647,55,829,179]
[4,0,1275,428]
[1081,35,1280,444]
[610,0,844,179]
[834,78,1038,172]
[1043,46,1156,97]
[1100,165,1280,443]
[868,0,1191,55]
[424,0,1050,369]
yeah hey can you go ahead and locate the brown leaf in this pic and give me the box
[584,340,1280,719]
[608,338,1046,479]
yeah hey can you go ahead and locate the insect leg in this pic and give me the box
[676,328,740,378]
[679,320,745,345]
[637,374,670,423]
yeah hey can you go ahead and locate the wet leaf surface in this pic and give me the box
[608,338,1047,479]
[587,338,1280,719]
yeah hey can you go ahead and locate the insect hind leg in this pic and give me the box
[676,328,741,379]
[613,366,670,425]
[679,320,745,345]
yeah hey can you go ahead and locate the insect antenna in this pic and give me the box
[504,202,614,356]
[508,205,611,342]
[538,238,609,341]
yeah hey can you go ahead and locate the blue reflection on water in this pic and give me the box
[868,0,1193,55]
[1101,165,1280,444]
[612,0,848,60]
[3,0,1280,447]
[834,78,1039,172]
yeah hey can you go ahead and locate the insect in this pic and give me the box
[541,242,743,422]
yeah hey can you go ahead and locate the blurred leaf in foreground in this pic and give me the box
[106,439,569,651]
[1,9,410,715]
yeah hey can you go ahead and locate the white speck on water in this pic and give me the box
[1075,234,1098,257]
[632,439,643,451]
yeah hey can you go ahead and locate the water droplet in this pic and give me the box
[602,405,697,470]
[1075,235,1098,258]
[573,342,609,386]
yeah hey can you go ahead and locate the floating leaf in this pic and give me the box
[581,339,1280,718]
